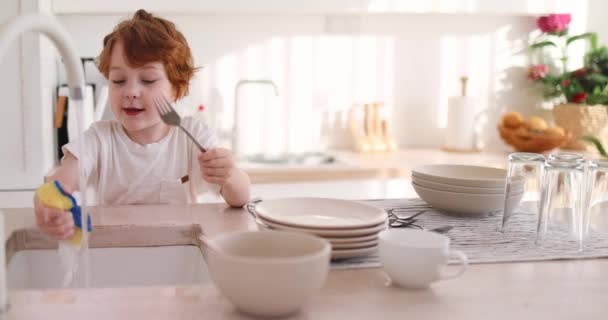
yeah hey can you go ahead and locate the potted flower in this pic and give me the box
[527,13,608,151]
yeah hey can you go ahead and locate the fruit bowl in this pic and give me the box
[498,124,573,152]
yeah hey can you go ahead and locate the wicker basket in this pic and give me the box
[553,104,608,151]
[498,125,572,153]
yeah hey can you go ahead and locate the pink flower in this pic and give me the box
[572,92,586,103]
[561,79,570,87]
[528,64,548,80]
[537,14,571,33]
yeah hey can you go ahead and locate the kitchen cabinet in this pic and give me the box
[52,0,579,16]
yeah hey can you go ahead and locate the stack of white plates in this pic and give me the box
[251,198,388,259]
[411,164,524,216]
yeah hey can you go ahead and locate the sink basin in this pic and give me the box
[8,245,210,290]
[241,152,341,168]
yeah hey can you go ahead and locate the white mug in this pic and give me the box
[378,229,468,289]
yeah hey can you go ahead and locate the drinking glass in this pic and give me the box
[548,152,585,163]
[536,159,586,251]
[501,153,545,232]
[584,159,608,236]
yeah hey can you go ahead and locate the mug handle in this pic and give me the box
[439,250,468,281]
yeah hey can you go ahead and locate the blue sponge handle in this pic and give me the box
[53,180,92,232]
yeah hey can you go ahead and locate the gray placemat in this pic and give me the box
[330,198,608,270]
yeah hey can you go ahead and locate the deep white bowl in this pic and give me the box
[412,175,523,194]
[205,230,331,318]
[412,182,523,216]
[412,164,507,188]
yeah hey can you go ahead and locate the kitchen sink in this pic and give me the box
[8,245,210,290]
[241,152,340,167]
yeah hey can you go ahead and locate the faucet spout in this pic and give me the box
[0,14,85,100]
[232,79,279,158]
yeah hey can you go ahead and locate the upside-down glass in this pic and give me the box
[549,151,588,223]
[536,159,586,251]
[501,153,545,232]
[585,159,608,236]
[548,152,585,162]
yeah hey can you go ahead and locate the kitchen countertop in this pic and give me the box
[242,148,511,183]
[2,178,608,319]
[2,178,415,258]
[0,148,511,208]
[9,258,608,320]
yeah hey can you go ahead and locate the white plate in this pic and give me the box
[412,182,523,217]
[256,221,380,242]
[412,164,507,188]
[331,240,378,249]
[255,216,387,237]
[323,233,378,243]
[331,246,378,260]
[257,212,386,231]
[254,198,387,229]
[412,175,519,194]
[256,216,387,237]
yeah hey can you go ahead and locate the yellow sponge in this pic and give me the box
[36,181,73,211]
[35,181,92,248]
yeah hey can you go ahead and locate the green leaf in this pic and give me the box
[530,41,558,49]
[566,32,597,47]
[594,86,602,95]
[588,73,608,83]
[580,135,608,157]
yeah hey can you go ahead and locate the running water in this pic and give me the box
[66,98,91,289]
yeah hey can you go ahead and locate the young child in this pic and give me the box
[34,9,250,240]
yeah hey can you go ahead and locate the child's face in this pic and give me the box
[108,41,174,135]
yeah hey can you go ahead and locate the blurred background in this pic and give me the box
[1,0,607,194]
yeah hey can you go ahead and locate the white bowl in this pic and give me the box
[412,164,507,188]
[205,230,331,318]
[412,182,523,216]
[412,175,523,194]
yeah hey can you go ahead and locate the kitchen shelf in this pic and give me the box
[52,0,578,16]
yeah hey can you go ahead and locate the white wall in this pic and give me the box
[587,0,608,46]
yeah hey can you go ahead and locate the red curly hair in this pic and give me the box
[97,9,196,99]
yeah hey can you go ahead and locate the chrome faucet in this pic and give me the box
[0,14,85,100]
[232,79,279,158]
[0,13,89,293]
[0,13,86,189]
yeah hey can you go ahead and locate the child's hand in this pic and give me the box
[197,148,237,187]
[34,195,74,240]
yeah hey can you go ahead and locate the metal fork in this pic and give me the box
[153,95,206,152]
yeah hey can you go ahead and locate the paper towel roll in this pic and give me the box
[444,96,477,151]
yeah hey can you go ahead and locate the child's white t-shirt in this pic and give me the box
[62,116,221,205]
